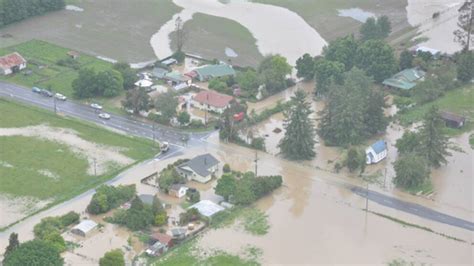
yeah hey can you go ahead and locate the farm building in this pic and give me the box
[382,68,425,91]
[176,153,219,183]
[440,111,466,128]
[169,184,188,198]
[71,220,97,237]
[146,233,173,257]
[192,90,234,114]
[0,52,27,75]
[191,64,236,81]
[366,140,388,165]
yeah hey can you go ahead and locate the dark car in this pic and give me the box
[32,87,42,93]
[40,89,53,97]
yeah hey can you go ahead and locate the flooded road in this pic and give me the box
[151,0,327,65]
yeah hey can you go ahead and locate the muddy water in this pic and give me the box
[406,0,466,53]
[151,0,327,65]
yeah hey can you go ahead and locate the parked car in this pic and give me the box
[32,87,42,93]
[98,113,111,120]
[90,103,103,110]
[40,89,53,97]
[54,93,67,101]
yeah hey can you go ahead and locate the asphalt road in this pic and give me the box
[351,186,474,231]
[1,81,473,232]
[0,82,214,149]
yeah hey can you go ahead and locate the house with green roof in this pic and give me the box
[382,68,426,90]
[192,64,236,82]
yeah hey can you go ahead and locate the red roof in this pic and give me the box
[151,233,173,245]
[0,52,26,70]
[194,90,234,108]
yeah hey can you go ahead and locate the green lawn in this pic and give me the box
[0,99,157,205]
[397,85,474,135]
[170,13,263,67]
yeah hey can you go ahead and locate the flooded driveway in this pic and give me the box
[151,0,327,65]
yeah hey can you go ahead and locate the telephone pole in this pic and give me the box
[365,182,369,211]
[254,150,258,176]
[53,96,57,114]
[152,123,156,147]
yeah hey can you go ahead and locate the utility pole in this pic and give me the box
[93,158,97,176]
[152,123,156,147]
[53,96,57,114]
[383,168,387,189]
[365,182,369,211]
[254,150,258,176]
[204,94,209,125]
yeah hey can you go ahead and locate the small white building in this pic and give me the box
[169,184,188,198]
[71,220,98,237]
[135,79,153,88]
[366,140,388,164]
[175,154,219,183]
[0,52,27,75]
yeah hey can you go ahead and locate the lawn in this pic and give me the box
[0,99,157,204]
[0,39,113,98]
[396,85,474,135]
[170,13,263,67]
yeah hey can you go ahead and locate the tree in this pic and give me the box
[236,69,260,97]
[179,208,201,225]
[87,185,136,214]
[113,62,137,90]
[208,78,229,93]
[278,89,316,160]
[346,147,366,173]
[393,154,430,190]
[186,189,200,203]
[457,50,474,82]
[295,53,315,80]
[323,35,359,71]
[155,91,178,123]
[360,16,392,40]
[395,131,421,155]
[233,175,257,205]
[418,106,451,167]
[177,111,191,125]
[215,173,238,201]
[258,55,292,94]
[356,39,397,82]
[175,16,187,52]
[3,240,63,266]
[99,249,125,266]
[399,50,414,70]
[96,69,124,97]
[313,59,344,96]
[223,163,231,173]
[157,168,186,192]
[152,196,165,216]
[412,78,443,104]
[72,68,97,98]
[453,1,473,51]
[122,87,151,114]
[3,233,19,261]
[123,197,154,231]
[319,68,387,146]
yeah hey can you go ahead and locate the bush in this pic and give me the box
[179,208,201,225]
[56,57,80,70]
[223,164,231,173]
[186,189,200,203]
[59,211,80,227]
[87,185,136,214]
[172,51,185,63]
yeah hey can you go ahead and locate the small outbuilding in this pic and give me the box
[170,228,187,240]
[189,200,224,218]
[0,52,27,75]
[67,51,80,59]
[366,140,388,165]
[440,111,466,128]
[71,220,97,237]
[169,184,188,198]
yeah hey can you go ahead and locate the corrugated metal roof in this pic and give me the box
[382,68,425,90]
[72,220,97,234]
[195,64,236,79]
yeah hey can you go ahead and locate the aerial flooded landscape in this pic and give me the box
[0,0,473,265]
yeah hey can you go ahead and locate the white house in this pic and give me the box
[175,154,219,183]
[169,184,188,198]
[0,52,27,75]
[192,90,234,114]
[71,220,97,237]
[366,140,388,164]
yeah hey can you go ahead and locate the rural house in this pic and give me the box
[71,219,98,237]
[382,68,425,91]
[440,111,466,128]
[0,52,27,75]
[191,64,236,82]
[146,232,173,257]
[175,154,219,183]
[169,184,188,198]
[192,90,234,114]
[366,140,388,164]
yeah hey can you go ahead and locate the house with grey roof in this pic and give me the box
[382,68,426,91]
[175,154,219,183]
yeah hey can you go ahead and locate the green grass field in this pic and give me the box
[170,13,263,67]
[0,99,157,202]
[397,85,474,135]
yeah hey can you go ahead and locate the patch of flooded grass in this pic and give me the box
[241,208,270,236]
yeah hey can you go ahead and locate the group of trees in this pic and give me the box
[359,16,392,41]
[394,106,451,190]
[108,196,154,231]
[122,87,151,114]
[215,171,282,205]
[319,68,388,146]
[86,185,136,214]
[2,238,63,266]
[0,0,65,27]
[152,91,179,125]
[33,211,80,252]
[156,160,188,192]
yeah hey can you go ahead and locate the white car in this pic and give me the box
[98,113,111,120]
[161,142,169,153]
[90,103,103,110]
[54,93,67,101]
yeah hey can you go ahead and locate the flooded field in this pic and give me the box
[406,0,466,53]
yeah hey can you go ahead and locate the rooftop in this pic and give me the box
[189,200,224,217]
[382,68,425,90]
[72,220,97,233]
[370,140,387,154]
[177,153,219,177]
[194,64,236,79]
[0,52,26,70]
[440,111,466,123]
[151,232,173,245]
[193,90,234,108]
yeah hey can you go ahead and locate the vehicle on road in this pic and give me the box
[40,89,53,97]
[98,113,111,120]
[54,93,67,101]
[32,87,42,93]
[161,142,169,153]
[90,103,103,110]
